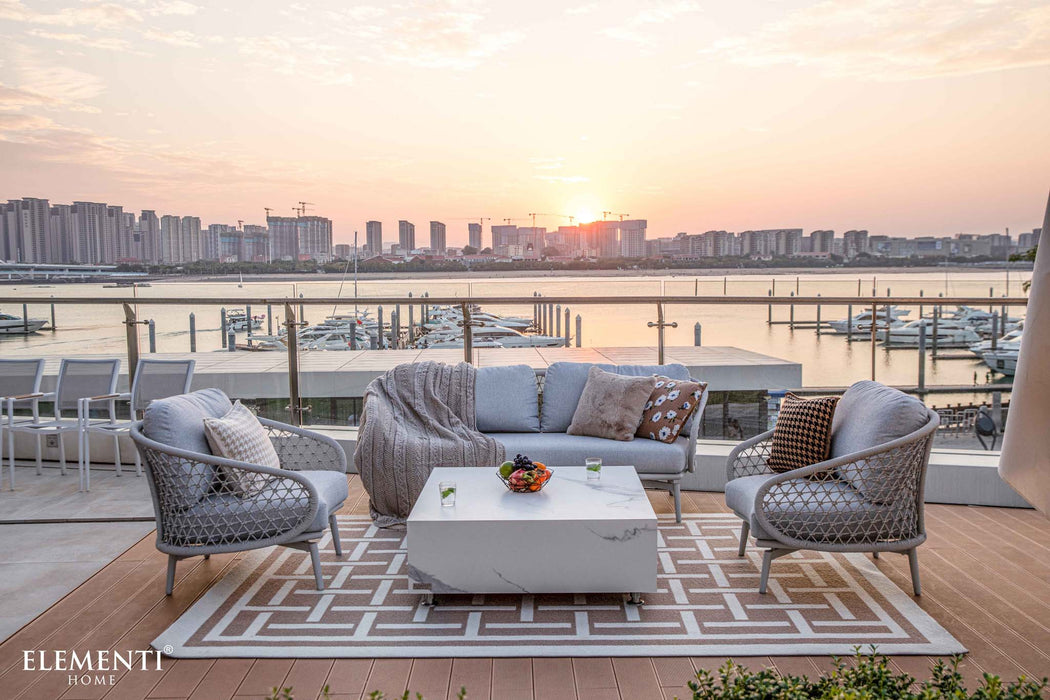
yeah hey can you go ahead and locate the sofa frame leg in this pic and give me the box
[165,555,177,596]
[309,541,324,591]
[738,522,750,557]
[329,513,343,557]
[672,481,682,523]
[907,548,921,596]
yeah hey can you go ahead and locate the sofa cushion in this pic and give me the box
[475,365,540,432]
[568,367,655,441]
[488,432,692,475]
[540,362,692,433]
[767,393,838,473]
[637,377,707,443]
[540,362,616,432]
[143,389,233,508]
[203,401,282,496]
[831,381,931,502]
[725,474,911,545]
[167,470,348,545]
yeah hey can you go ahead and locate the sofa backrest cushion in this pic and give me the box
[831,381,932,503]
[142,388,233,507]
[540,362,693,433]
[475,364,540,433]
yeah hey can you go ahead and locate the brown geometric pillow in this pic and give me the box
[636,376,708,443]
[767,393,839,473]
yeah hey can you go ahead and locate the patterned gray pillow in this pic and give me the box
[567,367,656,441]
[203,401,280,496]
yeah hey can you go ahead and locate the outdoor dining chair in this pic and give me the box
[79,358,196,491]
[0,358,46,490]
[4,358,120,492]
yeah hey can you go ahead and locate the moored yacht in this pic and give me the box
[0,311,47,334]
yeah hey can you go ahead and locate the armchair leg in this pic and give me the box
[329,513,343,557]
[165,555,177,596]
[907,549,921,596]
[309,541,324,591]
[738,522,750,557]
[759,548,793,594]
[672,481,682,523]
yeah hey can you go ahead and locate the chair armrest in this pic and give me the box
[84,393,129,402]
[259,417,348,473]
[726,429,775,481]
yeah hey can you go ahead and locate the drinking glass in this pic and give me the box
[585,457,602,480]
[439,481,456,507]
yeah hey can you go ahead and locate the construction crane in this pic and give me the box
[237,219,244,230]
[297,201,315,217]
[529,213,576,226]
[601,211,631,221]
[502,217,527,225]
[263,207,273,219]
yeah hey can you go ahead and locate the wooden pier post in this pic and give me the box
[189,313,196,352]
[575,314,582,348]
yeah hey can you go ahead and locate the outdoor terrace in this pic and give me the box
[0,476,1047,699]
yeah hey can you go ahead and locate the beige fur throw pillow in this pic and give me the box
[567,367,656,441]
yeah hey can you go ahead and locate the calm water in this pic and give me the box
[0,269,1028,407]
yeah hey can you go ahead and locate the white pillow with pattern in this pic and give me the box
[203,401,280,496]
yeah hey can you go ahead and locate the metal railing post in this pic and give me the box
[461,302,473,364]
[647,302,677,365]
[556,304,562,337]
[392,311,400,349]
[789,292,795,330]
[22,303,28,333]
[870,301,877,380]
[991,312,999,350]
[563,307,570,347]
[220,307,227,348]
[575,314,582,347]
[377,305,384,349]
[408,293,415,344]
[189,313,196,352]
[50,299,56,331]
[148,319,156,353]
[932,305,939,358]
[846,303,853,342]
[285,303,301,426]
[123,303,140,389]
[267,304,273,335]
[816,294,821,335]
[767,289,772,324]
[918,322,926,392]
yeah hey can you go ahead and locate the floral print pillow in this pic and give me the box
[635,376,707,443]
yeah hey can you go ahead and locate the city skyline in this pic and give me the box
[0,1,1047,244]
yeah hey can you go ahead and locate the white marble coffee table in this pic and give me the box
[406,465,658,603]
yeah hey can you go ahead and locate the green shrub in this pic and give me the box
[685,648,1047,699]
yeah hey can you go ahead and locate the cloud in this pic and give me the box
[0,0,143,29]
[530,156,565,170]
[0,84,61,110]
[708,0,1050,80]
[234,36,354,85]
[565,3,599,16]
[600,0,701,43]
[26,28,146,54]
[2,44,106,111]
[147,0,198,16]
[143,28,202,47]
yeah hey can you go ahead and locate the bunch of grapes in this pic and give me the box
[513,454,534,470]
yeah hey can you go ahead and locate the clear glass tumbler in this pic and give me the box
[439,481,456,507]
[585,457,602,480]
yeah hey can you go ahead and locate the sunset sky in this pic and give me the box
[1,0,1048,246]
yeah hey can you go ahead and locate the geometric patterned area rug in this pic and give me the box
[156,514,965,658]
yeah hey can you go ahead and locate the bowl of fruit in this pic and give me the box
[498,454,553,493]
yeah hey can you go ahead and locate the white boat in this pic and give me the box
[982,349,1018,376]
[969,327,1023,355]
[226,309,264,331]
[0,311,47,335]
[882,319,982,347]
[827,307,910,335]
[422,338,506,349]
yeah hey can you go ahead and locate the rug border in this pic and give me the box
[154,517,967,659]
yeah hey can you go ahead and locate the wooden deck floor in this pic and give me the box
[2,477,1049,700]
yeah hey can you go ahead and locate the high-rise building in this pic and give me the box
[180,216,201,263]
[5,198,54,262]
[398,220,415,252]
[102,205,123,263]
[138,210,160,263]
[242,225,269,262]
[468,222,482,250]
[49,204,75,262]
[809,229,835,254]
[334,243,351,259]
[0,202,11,261]
[429,221,446,253]
[774,229,804,256]
[202,224,225,261]
[268,216,298,261]
[160,215,181,263]
[366,220,382,256]
[619,220,647,257]
[843,230,869,259]
[296,216,333,262]
[491,225,517,253]
[73,202,108,264]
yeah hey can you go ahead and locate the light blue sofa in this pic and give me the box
[475,362,710,522]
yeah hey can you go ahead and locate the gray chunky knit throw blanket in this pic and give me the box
[354,361,506,528]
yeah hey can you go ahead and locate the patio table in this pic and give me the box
[406,465,658,604]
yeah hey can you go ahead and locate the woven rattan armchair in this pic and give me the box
[725,381,939,596]
[130,391,347,595]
